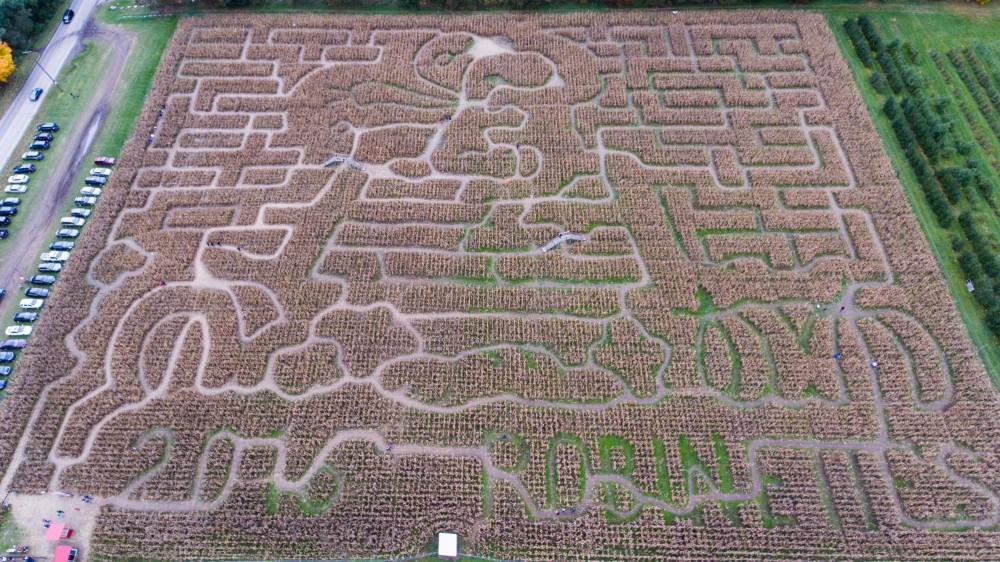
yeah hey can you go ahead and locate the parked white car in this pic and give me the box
[4,185,27,194]
[89,168,112,177]
[7,174,29,184]
[70,208,92,218]
[4,326,32,337]
[40,251,71,262]
[80,186,102,196]
[19,299,44,310]
[60,217,85,227]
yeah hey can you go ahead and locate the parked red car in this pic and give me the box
[94,156,116,167]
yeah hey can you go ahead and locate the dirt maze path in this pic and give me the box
[4,11,1000,561]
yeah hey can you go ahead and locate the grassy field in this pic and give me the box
[92,11,178,152]
[0,509,24,552]
[0,12,177,393]
[825,5,1000,386]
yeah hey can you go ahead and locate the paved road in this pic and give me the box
[0,0,102,171]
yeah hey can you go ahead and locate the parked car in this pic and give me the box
[29,88,43,102]
[62,8,74,23]
[0,229,8,240]
[22,151,43,161]
[80,187,102,196]
[38,263,62,273]
[13,164,35,174]
[0,381,8,390]
[94,156,115,166]
[84,175,107,186]
[0,340,27,350]
[56,229,79,238]
[4,326,32,337]
[0,352,13,362]
[70,208,91,218]
[29,275,56,285]
[49,241,74,251]
[0,366,10,376]
[74,196,97,207]
[0,217,10,227]
[1,197,21,206]
[24,288,49,299]
[14,312,38,323]
[33,133,53,142]
[89,168,112,177]
[29,140,49,150]
[40,251,70,262]
[4,185,27,194]
[0,207,18,216]
[19,298,44,310]
[60,216,85,227]
[7,174,29,184]
[37,123,59,132]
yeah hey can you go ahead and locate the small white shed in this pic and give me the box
[437,532,458,559]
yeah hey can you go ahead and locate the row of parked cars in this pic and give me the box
[0,123,62,241]
[0,122,117,388]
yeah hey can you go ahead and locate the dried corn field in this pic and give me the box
[3,10,1000,561]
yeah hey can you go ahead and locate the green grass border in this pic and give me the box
[0,509,24,553]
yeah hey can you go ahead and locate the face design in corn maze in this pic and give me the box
[8,12,1000,561]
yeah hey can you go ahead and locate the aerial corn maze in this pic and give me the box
[1,10,999,561]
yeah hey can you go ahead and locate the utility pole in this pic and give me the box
[21,50,79,99]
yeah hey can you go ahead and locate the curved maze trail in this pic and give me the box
[3,11,1000,561]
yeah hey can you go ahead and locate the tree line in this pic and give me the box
[0,0,65,53]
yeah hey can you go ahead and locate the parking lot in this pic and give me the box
[0,120,115,396]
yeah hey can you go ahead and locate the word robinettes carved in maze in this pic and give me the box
[3,10,1000,561]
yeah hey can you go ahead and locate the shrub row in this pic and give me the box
[858,15,882,54]
[955,212,1000,337]
[843,19,873,68]
[901,93,960,163]
[883,97,952,226]
[962,48,1000,115]
[947,49,1000,140]
[846,16,1000,339]
[973,44,1000,93]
